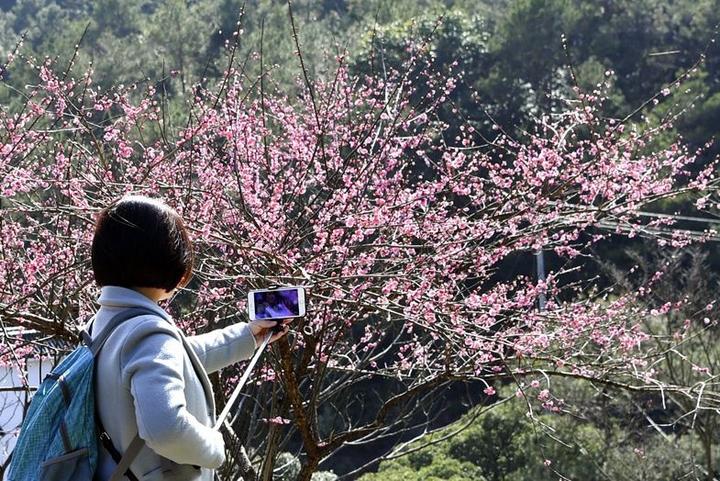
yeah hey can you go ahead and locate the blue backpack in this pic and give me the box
[6,307,157,481]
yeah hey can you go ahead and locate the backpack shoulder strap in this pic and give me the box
[82,307,160,356]
[107,433,144,481]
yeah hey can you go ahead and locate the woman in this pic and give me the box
[88,193,289,480]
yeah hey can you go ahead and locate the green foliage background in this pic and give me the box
[359,384,712,481]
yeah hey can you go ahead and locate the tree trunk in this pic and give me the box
[703,429,714,481]
[296,458,319,481]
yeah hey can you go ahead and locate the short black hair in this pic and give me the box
[91,194,194,292]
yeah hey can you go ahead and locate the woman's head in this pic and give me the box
[91,194,194,293]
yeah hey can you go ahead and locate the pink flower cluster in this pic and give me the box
[0,44,715,397]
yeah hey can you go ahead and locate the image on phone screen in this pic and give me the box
[253,289,300,319]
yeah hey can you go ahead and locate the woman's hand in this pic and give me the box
[249,318,292,346]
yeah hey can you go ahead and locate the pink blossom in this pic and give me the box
[261,417,291,425]
[0,44,714,450]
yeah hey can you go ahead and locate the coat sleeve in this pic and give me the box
[119,318,226,468]
[185,322,257,374]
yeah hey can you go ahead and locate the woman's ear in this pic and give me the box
[160,286,177,300]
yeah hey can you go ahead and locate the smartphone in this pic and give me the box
[248,286,306,321]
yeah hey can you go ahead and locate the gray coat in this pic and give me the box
[89,285,257,481]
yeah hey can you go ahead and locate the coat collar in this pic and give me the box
[97,285,174,323]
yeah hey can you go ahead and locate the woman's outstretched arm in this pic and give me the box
[186,319,291,373]
[184,322,257,373]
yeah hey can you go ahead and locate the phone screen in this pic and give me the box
[253,289,301,319]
